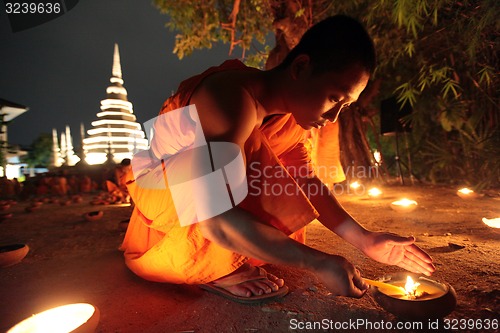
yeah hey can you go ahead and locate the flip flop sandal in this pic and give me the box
[200,266,289,304]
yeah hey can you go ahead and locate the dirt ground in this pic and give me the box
[0,184,498,333]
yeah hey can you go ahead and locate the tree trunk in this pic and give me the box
[338,107,377,181]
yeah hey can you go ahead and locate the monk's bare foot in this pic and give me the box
[210,263,285,298]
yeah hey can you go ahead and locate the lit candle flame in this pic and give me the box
[392,198,417,206]
[457,187,479,199]
[350,181,361,189]
[368,187,382,198]
[482,217,500,229]
[390,198,418,212]
[404,276,421,298]
[8,303,97,333]
[458,188,474,194]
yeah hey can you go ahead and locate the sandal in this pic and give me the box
[200,265,288,304]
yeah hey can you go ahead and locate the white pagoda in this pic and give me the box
[83,44,148,165]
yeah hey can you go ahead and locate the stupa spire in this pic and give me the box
[83,43,148,165]
[112,43,122,79]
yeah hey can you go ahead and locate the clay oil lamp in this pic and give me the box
[0,244,29,268]
[367,273,456,320]
[482,217,500,234]
[0,212,14,222]
[7,303,100,333]
[25,206,39,213]
[456,187,478,199]
[390,198,418,213]
[60,200,72,206]
[83,211,103,222]
[367,187,383,198]
[31,201,43,208]
[0,202,11,211]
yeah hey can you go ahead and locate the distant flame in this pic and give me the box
[392,198,417,207]
[350,181,361,189]
[482,217,500,229]
[368,187,382,197]
[458,188,474,194]
[404,276,421,298]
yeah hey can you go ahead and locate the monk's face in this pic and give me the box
[286,57,369,130]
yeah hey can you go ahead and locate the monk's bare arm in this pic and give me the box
[297,176,435,276]
[295,175,370,247]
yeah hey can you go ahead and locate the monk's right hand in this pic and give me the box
[314,254,368,298]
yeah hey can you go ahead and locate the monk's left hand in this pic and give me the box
[361,232,435,276]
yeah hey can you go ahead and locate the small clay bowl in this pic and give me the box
[0,204,11,211]
[0,244,29,268]
[372,272,456,320]
[25,206,39,213]
[31,201,43,208]
[456,188,479,199]
[0,213,13,221]
[83,211,103,222]
[390,199,418,213]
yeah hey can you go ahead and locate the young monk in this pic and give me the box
[121,15,435,303]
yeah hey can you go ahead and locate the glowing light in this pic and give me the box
[97,111,136,119]
[8,303,99,333]
[390,198,418,212]
[110,77,124,84]
[367,187,382,198]
[100,99,132,108]
[482,217,500,229]
[87,127,146,136]
[90,119,142,129]
[83,136,147,144]
[373,150,382,163]
[458,188,473,194]
[457,187,478,199]
[350,181,361,189]
[85,153,107,165]
[106,86,127,95]
[404,276,421,297]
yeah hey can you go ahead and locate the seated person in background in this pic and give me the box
[121,15,435,303]
[106,159,132,203]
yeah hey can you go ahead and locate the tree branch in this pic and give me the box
[221,0,242,56]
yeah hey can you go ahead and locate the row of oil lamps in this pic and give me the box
[348,182,499,228]
[5,185,497,330]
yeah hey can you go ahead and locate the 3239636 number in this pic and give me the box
[5,2,61,14]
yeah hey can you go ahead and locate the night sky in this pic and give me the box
[0,1,233,147]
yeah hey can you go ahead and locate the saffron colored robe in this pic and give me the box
[121,60,319,284]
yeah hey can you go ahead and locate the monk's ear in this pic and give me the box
[289,54,311,80]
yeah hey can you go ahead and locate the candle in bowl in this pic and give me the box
[456,187,478,199]
[371,273,457,320]
[367,187,383,198]
[8,303,100,333]
[482,217,500,228]
[390,198,418,213]
[350,181,361,189]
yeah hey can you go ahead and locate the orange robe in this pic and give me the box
[309,122,346,185]
[121,60,319,284]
